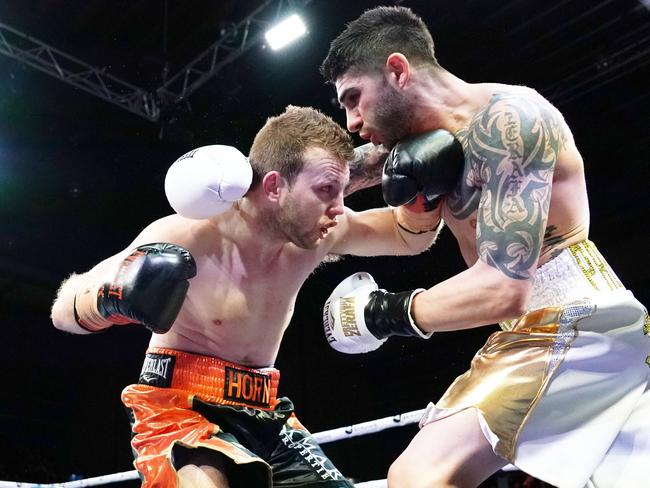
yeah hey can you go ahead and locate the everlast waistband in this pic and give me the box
[138,348,280,409]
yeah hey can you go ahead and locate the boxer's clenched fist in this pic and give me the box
[74,243,196,334]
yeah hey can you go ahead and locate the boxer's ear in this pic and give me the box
[385,53,410,89]
[262,171,285,202]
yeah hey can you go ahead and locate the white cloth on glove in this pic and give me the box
[165,145,253,219]
[323,272,388,354]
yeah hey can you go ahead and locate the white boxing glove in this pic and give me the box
[165,145,253,219]
[323,272,431,354]
[322,272,388,354]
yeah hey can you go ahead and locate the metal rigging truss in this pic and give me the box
[0,0,311,122]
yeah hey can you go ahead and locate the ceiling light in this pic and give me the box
[264,14,307,51]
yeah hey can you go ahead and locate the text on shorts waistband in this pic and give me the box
[568,240,623,292]
[498,240,624,331]
[138,348,280,409]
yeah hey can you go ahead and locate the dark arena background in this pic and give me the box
[0,1,648,486]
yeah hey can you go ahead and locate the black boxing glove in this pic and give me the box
[74,243,197,334]
[382,129,464,209]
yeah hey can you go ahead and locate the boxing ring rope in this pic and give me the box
[0,409,429,488]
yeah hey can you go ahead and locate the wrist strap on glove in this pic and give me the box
[365,288,431,339]
[72,276,119,332]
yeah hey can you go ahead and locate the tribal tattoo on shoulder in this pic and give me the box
[452,92,567,280]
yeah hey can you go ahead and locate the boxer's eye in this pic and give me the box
[347,93,359,109]
[340,90,359,110]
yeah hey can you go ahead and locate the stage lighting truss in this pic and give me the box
[0,0,312,122]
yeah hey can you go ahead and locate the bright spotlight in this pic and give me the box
[264,14,307,51]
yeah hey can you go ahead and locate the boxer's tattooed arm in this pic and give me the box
[447,126,481,218]
[344,143,388,196]
[471,93,566,280]
[543,225,570,258]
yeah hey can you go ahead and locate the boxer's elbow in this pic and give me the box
[50,274,92,335]
[51,303,93,335]
[50,297,75,332]
[499,294,529,320]
[471,259,532,322]
[494,279,532,320]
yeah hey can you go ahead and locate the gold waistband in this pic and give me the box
[568,240,623,292]
[500,240,624,331]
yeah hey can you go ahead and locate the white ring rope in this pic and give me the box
[0,471,139,488]
[0,409,428,487]
[312,408,426,444]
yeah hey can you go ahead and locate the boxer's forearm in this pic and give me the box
[50,254,124,334]
[411,260,531,333]
[344,143,389,196]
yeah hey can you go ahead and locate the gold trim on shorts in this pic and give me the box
[568,240,623,291]
[436,301,594,460]
[500,240,624,331]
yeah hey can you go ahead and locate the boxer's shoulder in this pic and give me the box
[479,84,565,125]
[127,214,213,259]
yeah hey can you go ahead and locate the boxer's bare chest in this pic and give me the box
[188,249,317,327]
[151,246,322,365]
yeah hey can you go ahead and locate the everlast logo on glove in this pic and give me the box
[139,353,176,387]
[176,148,199,162]
[102,250,146,302]
[224,367,272,407]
